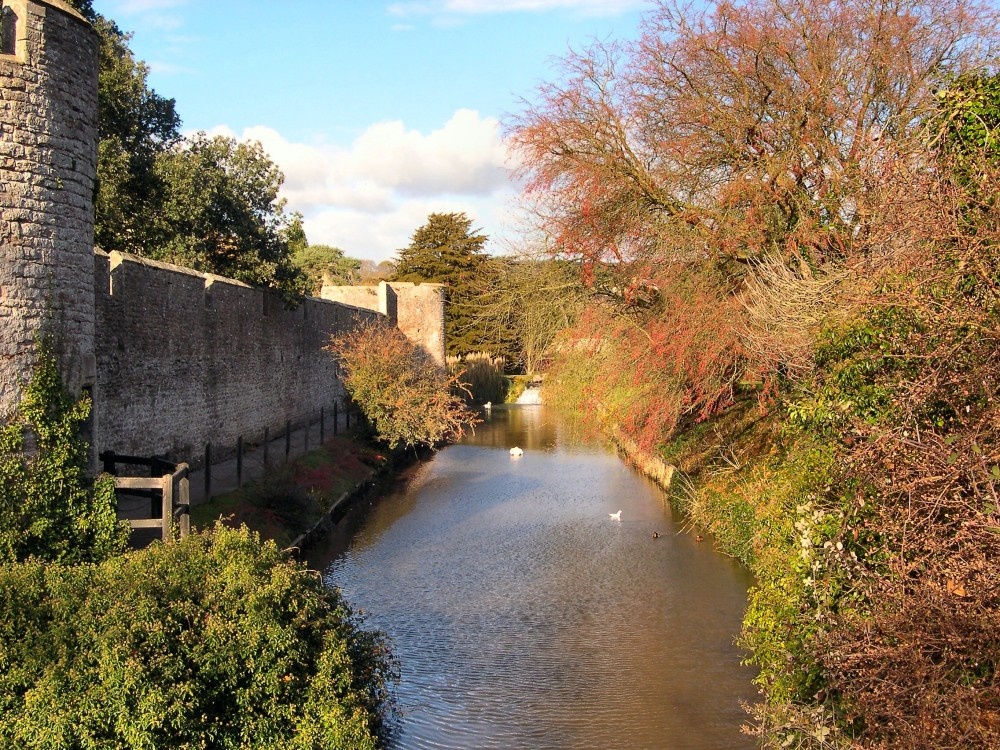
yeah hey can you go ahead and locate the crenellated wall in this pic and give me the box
[321,281,446,367]
[94,251,386,461]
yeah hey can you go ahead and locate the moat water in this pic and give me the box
[308,406,757,749]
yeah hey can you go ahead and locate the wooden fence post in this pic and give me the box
[178,471,190,539]
[204,443,212,499]
[161,472,173,543]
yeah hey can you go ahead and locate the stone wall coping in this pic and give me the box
[29,0,90,26]
[103,249,369,311]
[107,249,246,286]
[385,281,445,289]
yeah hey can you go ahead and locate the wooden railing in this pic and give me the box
[99,452,191,542]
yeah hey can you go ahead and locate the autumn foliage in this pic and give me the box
[329,319,475,451]
[512,0,1000,746]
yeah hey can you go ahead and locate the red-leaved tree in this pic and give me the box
[511,0,997,434]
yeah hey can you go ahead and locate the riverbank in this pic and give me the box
[559,389,839,743]
[190,433,419,553]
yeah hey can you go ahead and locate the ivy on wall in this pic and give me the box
[0,337,127,564]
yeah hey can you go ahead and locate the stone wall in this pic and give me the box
[0,0,98,411]
[94,251,381,461]
[321,281,446,367]
[1,2,448,469]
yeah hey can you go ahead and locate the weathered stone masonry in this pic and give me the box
[320,281,445,368]
[94,251,385,461]
[1,1,445,465]
[1,0,98,408]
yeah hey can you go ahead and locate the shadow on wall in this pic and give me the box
[321,281,446,368]
[94,251,429,466]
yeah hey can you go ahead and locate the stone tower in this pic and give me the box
[320,281,447,368]
[0,0,99,414]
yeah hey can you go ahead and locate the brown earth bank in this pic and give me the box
[191,433,426,553]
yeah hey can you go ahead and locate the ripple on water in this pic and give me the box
[325,408,756,750]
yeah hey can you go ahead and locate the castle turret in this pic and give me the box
[0,0,99,413]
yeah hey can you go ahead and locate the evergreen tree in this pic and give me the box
[393,213,492,356]
[931,71,1000,187]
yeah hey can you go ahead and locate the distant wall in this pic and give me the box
[321,281,446,367]
[94,251,379,461]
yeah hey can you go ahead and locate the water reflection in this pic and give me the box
[314,406,757,750]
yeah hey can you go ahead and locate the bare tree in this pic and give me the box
[511,0,998,276]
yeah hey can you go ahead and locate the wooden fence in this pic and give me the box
[200,399,357,499]
[100,452,191,542]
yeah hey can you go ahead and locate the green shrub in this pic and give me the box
[0,338,127,564]
[0,524,396,749]
[786,307,923,433]
[505,375,529,404]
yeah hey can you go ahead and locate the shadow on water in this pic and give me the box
[308,406,758,750]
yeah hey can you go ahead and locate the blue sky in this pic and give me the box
[91,0,652,262]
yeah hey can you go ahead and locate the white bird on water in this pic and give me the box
[510,446,523,457]
[609,510,622,521]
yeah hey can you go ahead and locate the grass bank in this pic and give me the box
[191,434,402,552]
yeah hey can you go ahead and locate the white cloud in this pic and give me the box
[100,0,189,31]
[348,110,511,195]
[146,60,192,76]
[213,111,520,262]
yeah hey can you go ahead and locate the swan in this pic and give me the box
[609,510,622,521]
[484,401,492,410]
[509,446,523,457]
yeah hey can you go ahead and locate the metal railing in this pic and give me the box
[197,399,358,502]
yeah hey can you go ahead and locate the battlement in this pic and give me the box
[93,250,385,460]
[320,281,446,367]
